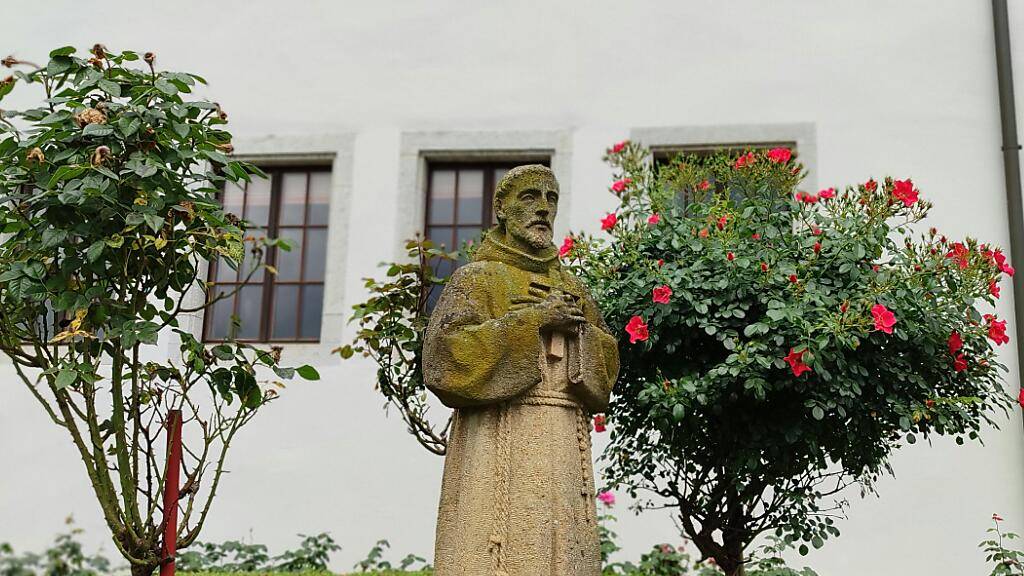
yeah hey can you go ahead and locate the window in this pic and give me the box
[423,159,550,307]
[203,167,331,343]
[653,142,796,208]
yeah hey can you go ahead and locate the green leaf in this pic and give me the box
[86,241,105,263]
[54,369,77,390]
[812,406,824,420]
[173,122,190,139]
[82,123,114,137]
[49,46,76,57]
[154,77,178,96]
[211,344,234,360]
[97,78,121,97]
[143,214,165,233]
[296,365,320,380]
[672,404,686,421]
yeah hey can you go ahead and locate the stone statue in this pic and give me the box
[423,164,620,576]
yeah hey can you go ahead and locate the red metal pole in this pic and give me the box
[160,410,182,576]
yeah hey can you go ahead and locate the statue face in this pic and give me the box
[497,174,559,251]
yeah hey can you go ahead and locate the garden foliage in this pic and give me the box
[568,142,1016,574]
[0,45,317,576]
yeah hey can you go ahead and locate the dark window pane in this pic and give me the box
[275,229,303,281]
[300,285,324,340]
[240,243,264,283]
[223,182,244,219]
[244,178,272,227]
[280,172,307,226]
[207,288,234,340]
[304,228,327,282]
[307,172,331,226]
[236,285,264,340]
[457,227,482,252]
[271,285,300,340]
[457,169,484,225]
[429,170,455,225]
[214,257,238,282]
[427,226,454,251]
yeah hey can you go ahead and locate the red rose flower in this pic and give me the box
[948,331,963,355]
[601,212,618,231]
[558,235,574,258]
[813,242,821,254]
[789,274,798,283]
[783,347,812,377]
[766,147,792,163]
[760,262,769,272]
[717,215,728,230]
[994,513,1006,522]
[871,303,896,334]
[990,279,1001,298]
[593,414,607,432]
[699,179,711,191]
[795,191,819,204]
[625,315,649,344]
[892,179,919,207]
[611,178,632,194]
[652,285,673,304]
[698,228,709,238]
[840,302,849,313]
[984,314,1010,345]
[647,212,661,225]
[872,265,880,273]
[1004,264,1016,277]
[752,232,761,240]
[954,353,968,372]
[610,140,628,154]
[925,399,936,408]
[811,226,821,236]
[733,152,756,169]
[818,187,836,200]
[865,179,877,192]
[657,258,665,267]
[726,252,735,261]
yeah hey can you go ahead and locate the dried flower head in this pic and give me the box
[91,44,107,59]
[26,147,45,164]
[1,56,16,68]
[144,52,156,64]
[75,108,107,127]
[91,145,111,166]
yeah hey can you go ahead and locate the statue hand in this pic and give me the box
[511,293,586,333]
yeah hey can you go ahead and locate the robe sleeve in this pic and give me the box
[567,277,620,413]
[423,263,545,409]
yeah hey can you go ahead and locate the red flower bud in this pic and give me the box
[789,274,798,283]
[760,262,769,272]
[813,242,821,253]
[727,252,735,261]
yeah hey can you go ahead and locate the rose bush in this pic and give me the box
[0,45,316,575]
[567,142,1018,575]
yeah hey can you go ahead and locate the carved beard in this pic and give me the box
[507,217,553,250]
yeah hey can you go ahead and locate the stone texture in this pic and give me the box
[423,165,619,576]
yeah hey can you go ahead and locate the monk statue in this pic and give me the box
[423,164,620,576]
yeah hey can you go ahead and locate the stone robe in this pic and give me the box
[423,236,620,576]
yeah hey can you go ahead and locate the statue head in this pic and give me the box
[493,164,559,252]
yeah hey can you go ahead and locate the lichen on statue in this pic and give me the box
[423,164,620,576]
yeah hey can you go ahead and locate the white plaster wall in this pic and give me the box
[1,1,1023,574]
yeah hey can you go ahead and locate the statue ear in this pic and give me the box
[494,198,505,223]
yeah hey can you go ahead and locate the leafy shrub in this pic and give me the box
[0,518,109,576]
[178,534,339,573]
[571,142,1015,575]
[982,514,1023,575]
[0,45,317,576]
[352,539,431,573]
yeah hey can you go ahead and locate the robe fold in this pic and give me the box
[423,236,620,576]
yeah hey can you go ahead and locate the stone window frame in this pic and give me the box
[180,134,354,364]
[395,130,573,262]
[630,123,818,192]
